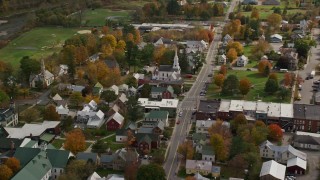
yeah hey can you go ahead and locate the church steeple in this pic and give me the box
[172,48,180,72]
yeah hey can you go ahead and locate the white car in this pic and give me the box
[179,112,182,117]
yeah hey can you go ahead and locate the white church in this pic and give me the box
[152,49,181,82]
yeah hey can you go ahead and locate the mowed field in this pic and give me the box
[206,70,290,103]
[82,9,131,26]
[0,27,82,68]
[240,2,306,19]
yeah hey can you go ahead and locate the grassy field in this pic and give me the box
[0,27,81,68]
[103,134,125,151]
[243,45,259,68]
[207,70,291,103]
[240,2,306,19]
[52,139,65,149]
[82,9,131,26]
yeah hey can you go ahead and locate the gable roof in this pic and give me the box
[287,157,307,170]
[114,148,138,162]
[202,145,215,156]
[46,149,73,168]
[271,34,283,40]
[119,93,128,103]
[262,0,280,5]
[158,65,174,72]
[145,110,169,119]
[260,160,286,180]
[0,137,23,150]
[12,150,52,180]
[107,112,124,125]
[52,94,63,101]
[104,60,119,69]
[76,152,98,162]
[151,86,167,93]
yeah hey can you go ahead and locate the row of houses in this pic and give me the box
[195,100,320,132]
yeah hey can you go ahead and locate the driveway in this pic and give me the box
[295,28,320,104]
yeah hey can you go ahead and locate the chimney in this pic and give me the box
[10,141,15,151]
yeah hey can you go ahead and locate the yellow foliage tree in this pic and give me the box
[177,141,194,160]
[5,157,20,173]
[227,41,243,55]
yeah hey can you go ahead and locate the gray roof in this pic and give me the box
[158,65,174,72]
[294,104,320,120]
[137,127,153,134]
[100,154,115,163]
[104,60,119,69]
[198,100,220,113]
[76,152,98,162]
[151,86,167,93]
[262,0,280,5]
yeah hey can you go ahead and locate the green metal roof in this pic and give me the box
[46,143,56,150]
[202,145,215,156]
[12,151,52,180]
[145,110,168,119]
[40,133,55,142]
[192,133,207,142]
[47,149,72,168]
[14,147,40,167]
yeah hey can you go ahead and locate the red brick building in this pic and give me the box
[293,104,320,133]
[106,112,124,131]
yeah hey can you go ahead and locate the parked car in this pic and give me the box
[184,74,193,78]
[208,74,213,77]
[246,68,251,71]
[314,80,320,84]
[179,111,182,117]
[298,84,302,90]
[176,120,180,124]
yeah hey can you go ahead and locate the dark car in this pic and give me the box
[246,68,251,71]
[208,74,213,77]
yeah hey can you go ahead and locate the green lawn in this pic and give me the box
[103,134,125,151]
[240,2,306,20]
[51,139,65,149]
[82,9,131,26]
[207,70,291,103]
[95,168,124,177]
[0,27,81,68]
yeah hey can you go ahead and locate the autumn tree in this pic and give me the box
[214,74,225,89]
[62,160,96,180]
[219,65,227,76]
[228,154,248,169]
[69,92,84,107]
[137,164,166,180]
[226,19,241,37]
[227,41,244,55]
[102,34,117,49]
[239,78,251,96]
[284,72,293,86]
[226,48,238,63]
[64,129,86,154]
[251,8,259,19]
[258,60,272,76]
[125,162,138,180]
[116,40,126,51]
[75,46,88,65]
[268,124,283,142]
[0,165,13,180]
[44,104,60,121]
[231,113,248,131]
[264,78,279,94]
[211,134,229,161]
[177,141,194,160]
[251,40,272,59]
[268,73,278,83]
[267,13,282,31]
[126,33,134,42]
[5,157,20,173]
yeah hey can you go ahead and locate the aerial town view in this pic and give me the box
[0,0,319,180]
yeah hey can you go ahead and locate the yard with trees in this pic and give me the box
[207,70,289,102]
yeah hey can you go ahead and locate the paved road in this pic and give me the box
[295,28,320,104]
[163,1,239,179]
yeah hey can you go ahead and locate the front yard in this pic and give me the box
[103,134,125,152]
[207,70,291,102]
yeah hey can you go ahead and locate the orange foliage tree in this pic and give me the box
[64,129,86,154]
[219,65,227,76]
[258,60,272,75]
[284,72,292,86]
[239,78,251,96]
[0,165,13,180]
[5,157,20,173]
[214,74,225,89]
[268,124,283,142]
[268,73,278,82]
[227,41,243,55]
